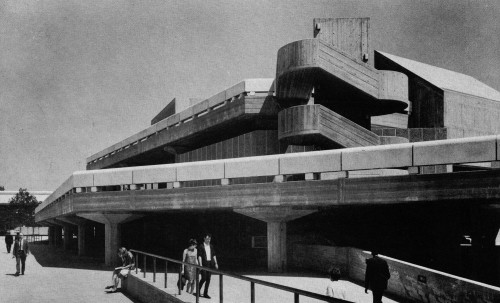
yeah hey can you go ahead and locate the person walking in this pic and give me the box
[197,233,219,299]
[5,231,13,253]
[181,239,199,294]
[12,233,29,276]
[365,251,390,303]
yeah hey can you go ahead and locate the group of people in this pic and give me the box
[326,251,391,303]
[105,233,218,299]
[4,232,30,276]
[181,233,219,299]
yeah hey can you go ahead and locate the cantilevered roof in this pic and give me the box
[376,51,500,102]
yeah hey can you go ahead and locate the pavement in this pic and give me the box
[0,237,398,303]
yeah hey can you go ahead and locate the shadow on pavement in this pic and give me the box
[30,243,110,271]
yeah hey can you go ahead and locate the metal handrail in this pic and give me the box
[130,249,350,303]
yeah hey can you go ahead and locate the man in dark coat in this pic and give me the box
[12,233,29,276]
[365,251,390,303]
[197,233,219,299]
[5,231,13,253]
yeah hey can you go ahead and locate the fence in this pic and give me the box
[130,249,350,303]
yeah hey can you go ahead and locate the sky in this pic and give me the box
[0,0,499,192]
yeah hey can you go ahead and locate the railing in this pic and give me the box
[36,135,500,213]
[129,249,350,303]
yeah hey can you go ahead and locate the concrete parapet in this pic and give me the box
[132,164,177,184]
[176,161,224,181]
[225,156,280,178]
[207,91,226,109]
[279,150,341,175]
[122,273,184,303]
[166,113,180,127]
[225,79,274,100]
[413,135,497,166]
[93,168,134,187]
[342,144,413,170]
[72,171,94,188]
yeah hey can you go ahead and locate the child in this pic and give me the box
[326,267,347,300]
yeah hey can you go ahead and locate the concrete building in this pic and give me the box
[35,18,500,301]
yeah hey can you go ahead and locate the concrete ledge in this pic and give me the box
[93,168,134,186]
[122,274,183,303]
[225,156,280,178]
[280,150,341,175]
[72,171,94,188]
[177,161,225,181]
[132,165,177,184]
[413,135,497,166]
[343,144,412,170]
[208,91,226,108]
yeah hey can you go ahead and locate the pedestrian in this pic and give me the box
[181,238,199,294]
[12,232,29,276]
[198,233,219,299]
[5,231,13,253]
[326,267,347,300]
[105,247,135,292]
[365,251,390,303]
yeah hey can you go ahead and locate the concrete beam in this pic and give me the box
[234,207,316,223]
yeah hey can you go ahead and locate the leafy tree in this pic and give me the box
[0,185,4,191]
[8,188,40,227]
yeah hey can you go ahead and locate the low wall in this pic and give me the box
[290,244,500,303]
[122,273,183,303]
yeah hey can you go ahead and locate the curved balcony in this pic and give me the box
[276,39,409,115]
[278,105,380,148]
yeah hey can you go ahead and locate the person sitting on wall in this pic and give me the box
[105,247,135,293]
[326,267,347,300]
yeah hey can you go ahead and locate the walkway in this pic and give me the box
[0,237,137,303]
[0,237,397,303]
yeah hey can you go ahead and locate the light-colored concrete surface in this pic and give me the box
[342,144,412,171]
[225,157,279,178]
[0,238,136,303]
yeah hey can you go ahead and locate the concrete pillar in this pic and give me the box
[54,226,63,247]
[234,207,316,273]
[63,225,72,251]
[78,223,86,256]
[48,226,54,246]
[77,213,143,266]
[267,222,287,272]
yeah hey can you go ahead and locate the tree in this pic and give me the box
[8,188,40,227]
[0,185,4,191]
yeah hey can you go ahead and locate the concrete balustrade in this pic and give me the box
[93,167,134,186]
[342,143,413,170]
[176,161,225,182]
[279,150,341,174]
[413,135,497,166]
[225,156,280,178]
[39,135,500,213]
[131,164,177,184]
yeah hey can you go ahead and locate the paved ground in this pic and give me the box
[0,237,397,303]
[0,237,137,303]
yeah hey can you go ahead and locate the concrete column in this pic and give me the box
[63,225,72,251]
[105,222,121,265]
[77,213,143,266]
[54,226,63,247]
[267,222,287,272]
[48,226,54,246]
[234,207,316,273]
[78,223,86,256]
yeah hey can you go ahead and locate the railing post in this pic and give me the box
[294,293,299,303]
[178,265,182,295]
[195,268,200,303]
[135,253,138,274]
[165,260,168,288]
[143,255,146,278]
[251,282,255,303]
[153,258,157,283]
[219,274,223,303]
